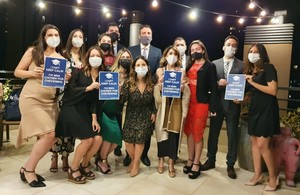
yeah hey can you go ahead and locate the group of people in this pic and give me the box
[13,22,280,191]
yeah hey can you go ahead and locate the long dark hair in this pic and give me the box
[63,29,86,62]
[83,46,106,77]
[243,43,270,75]
[128,55,153,93]
[32,24,63,66]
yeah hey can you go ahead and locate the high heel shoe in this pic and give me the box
[61,155,69,172]
[79,164,95,180]
[168,161,176,178]
[264,176,280,191]
[49,154,58,173]
[96,158,113,175]
[19,167,46,187]
[157,158,165,174]
[188,163,201,179]
[183,159,193,174]
[68,168,86,184]
[20,167,45,182]
[244,175,263,186]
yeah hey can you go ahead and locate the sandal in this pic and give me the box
[157,158,165,174]
[188,163,201,179]
[168,160,176,178]
[96,158,113,174]
[79,164,96,180]
[61,155,69,172]
[49,154,58,173]
[68,168,86,184]
[19,167,46,187]
[183,159,193,174]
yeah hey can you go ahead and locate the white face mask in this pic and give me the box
[166,55,178,65]
[248,53,260,63]
[176,46,186,56]
[224,46,236,58]
[89,56,102,68]
[72,37,83,48]
[46,37,60,48]
[135,67,148,77]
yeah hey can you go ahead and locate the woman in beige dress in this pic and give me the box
[14,24,67,188]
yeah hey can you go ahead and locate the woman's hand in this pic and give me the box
[65,70,71,81]
[87,81,100,91]
[218,79,227,87]
[92,120,100,133]
[150,114,156,123]
[245,75,253,85]
[32,66,44,78]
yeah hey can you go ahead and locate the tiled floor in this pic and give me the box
[0,127,299,195]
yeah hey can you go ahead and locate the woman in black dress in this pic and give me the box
[55,46,104,184]
[120,56,156,177]
[244,43,280,191]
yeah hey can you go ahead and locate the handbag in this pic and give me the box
[4,87,22,121]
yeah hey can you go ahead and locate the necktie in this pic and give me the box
[224,61,229,78]
[142,47,148,59]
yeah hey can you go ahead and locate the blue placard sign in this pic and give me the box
[225,74,246,101]
[162,70,182,98]
[99,71,119,100]
[42,57,67,88]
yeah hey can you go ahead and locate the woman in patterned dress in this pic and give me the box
[120,56,156,177]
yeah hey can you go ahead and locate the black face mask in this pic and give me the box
[191,52,203,60]
[110,32,119,43]
[100,43,111,52]
[119,59,131,70]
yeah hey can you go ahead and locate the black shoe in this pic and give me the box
[114,147,122,156]
[20,167,46,187]
[141,156,151,167]
[227,166,237,179]
[188,163,201,179]
[123,154,131,167]
[201,160,215,171]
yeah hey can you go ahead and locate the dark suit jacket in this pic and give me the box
[187,61,219,113]
[116,43,125,53]
[212,57,244,113]
[128,44,162,76]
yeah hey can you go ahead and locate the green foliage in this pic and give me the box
[281,107,300,139]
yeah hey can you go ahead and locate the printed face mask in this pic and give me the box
[72,37,83,48]
[248,53,260,63]
[89,56,102,68]
[166,55,178,65]
[224,46,236,58]
[135,66,148,77]
[46,37,60,48]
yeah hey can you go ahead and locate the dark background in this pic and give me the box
[0,0,299,107]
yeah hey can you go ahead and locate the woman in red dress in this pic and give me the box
[183,40,218,179]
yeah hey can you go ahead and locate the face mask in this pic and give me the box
[46,37,60,48]
[191,52,203,60]
[248,53,260,63]
[119,59,131,70]
[89,56,102,68]
[177,46,186,56]
[140,36,152,45]
[135,67,148,77]
[100,43,111,52]
[166,55,178,65]
[224,46,236,58]
[109,32,119,43]
[72,37,83,48]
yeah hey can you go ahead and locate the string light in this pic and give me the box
[151,0,159,8]
[256,17,262,23]
[74,7,81,15]
[34,0,274,25]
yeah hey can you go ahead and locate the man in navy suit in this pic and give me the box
[173,37,188,70]
[123,24,162,167]
[106,22,125,56]
[201,35,244,179]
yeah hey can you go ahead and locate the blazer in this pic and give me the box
[187,61,219,113]
[128,44,162,76]
[212,57,244,113]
